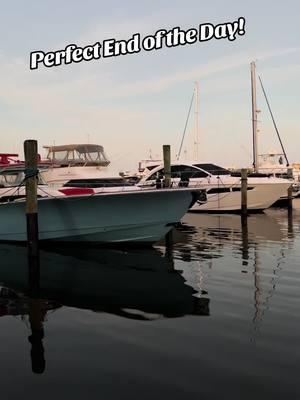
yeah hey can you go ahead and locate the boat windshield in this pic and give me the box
[0,169,45,187]
[145,164,208,181]
[193,163,230,175]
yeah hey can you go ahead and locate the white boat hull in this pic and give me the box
[190,180,291,212]
[0,188,198,243]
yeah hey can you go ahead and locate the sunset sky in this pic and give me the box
[0,0,299,172]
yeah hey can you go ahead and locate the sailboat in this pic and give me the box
[249,61,299,198]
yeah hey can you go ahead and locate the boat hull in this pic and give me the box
[0,188,198,243]
[190,181,291,212]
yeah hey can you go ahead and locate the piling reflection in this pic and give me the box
[241,216,249,266]
[0,286,60,373]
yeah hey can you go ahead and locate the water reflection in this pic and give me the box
[0,244,210,373]
[0,207,299,383]
[174,210,300,262]
[175,210,300,342]
[0,245,210,320]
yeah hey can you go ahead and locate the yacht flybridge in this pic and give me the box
[139,161,291,212]
[41,144,111,186]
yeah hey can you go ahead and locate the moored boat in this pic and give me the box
[0,187,201,243]
[0,166,63,202]
[139,161,291,212]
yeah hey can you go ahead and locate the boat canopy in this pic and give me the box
[43,144,110,167]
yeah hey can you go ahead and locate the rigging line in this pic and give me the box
[177,89,195,160]
[258,75,290,167]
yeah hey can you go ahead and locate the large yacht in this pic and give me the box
[139,161,291,212]
[40,144,112,187]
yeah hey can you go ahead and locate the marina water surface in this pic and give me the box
[0,203,299,399]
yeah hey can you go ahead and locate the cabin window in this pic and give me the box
[194,163,230,176]
[232,187,254,192]
[207,187,231,194]
[64,178,133,188]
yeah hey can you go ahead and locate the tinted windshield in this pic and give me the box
[146,165,208,180]
[0,170,45,187]
[64,178,134,188]
[193,164,230,175]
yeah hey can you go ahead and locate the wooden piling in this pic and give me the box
[288,185,293,214]
[241,168,248,217]
[24,140,39,257]
[287,167,293,214]
[163,145,171,188]
[287,167,293,179]
[25,140,40,300]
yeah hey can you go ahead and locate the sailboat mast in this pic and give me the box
[251,61,259,172]
[194,81,199,160]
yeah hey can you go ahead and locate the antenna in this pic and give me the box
[193,81,199,160]
[251,61,259,172]
[177,88,195,160]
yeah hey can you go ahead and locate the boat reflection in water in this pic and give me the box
[169,210,298,344]
[170,210,288,263]
[0,244,209,373]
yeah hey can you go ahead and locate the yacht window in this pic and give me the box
[171,165,208,178]
[145,165,159,171]
[275,173,288,179]
[207,187,231,194]
[194,163,230,175]
[232,187,254,192]
[64,178,134,188]
[146,165,208,181]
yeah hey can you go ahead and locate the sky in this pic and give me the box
[0,0,299,172]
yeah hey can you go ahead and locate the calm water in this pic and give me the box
[0,202,300,399]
